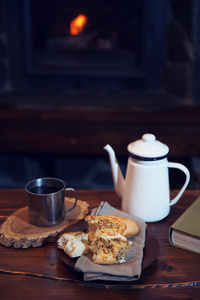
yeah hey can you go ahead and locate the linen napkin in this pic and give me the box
[74,201,146,281]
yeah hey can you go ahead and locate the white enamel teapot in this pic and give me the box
[104,133,190,222]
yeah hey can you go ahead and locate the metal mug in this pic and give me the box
[25,177,77,227]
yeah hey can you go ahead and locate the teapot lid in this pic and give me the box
[127,134,169,161]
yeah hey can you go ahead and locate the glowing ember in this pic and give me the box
[70,14,88,36]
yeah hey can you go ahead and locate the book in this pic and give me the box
[169,196,200,254]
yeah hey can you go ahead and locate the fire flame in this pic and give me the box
[70,14,88,36]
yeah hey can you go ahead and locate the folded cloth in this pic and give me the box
[74,201,146,281]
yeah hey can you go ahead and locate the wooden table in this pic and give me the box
[0,189,200,299]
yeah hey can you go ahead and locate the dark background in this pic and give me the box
[0,0,199,190]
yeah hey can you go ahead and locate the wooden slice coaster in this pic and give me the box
[0,198,89,248]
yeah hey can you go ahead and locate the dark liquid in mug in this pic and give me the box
[30,185,60,194]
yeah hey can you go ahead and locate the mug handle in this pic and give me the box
[168,162,190,206]
[64,188,78,212]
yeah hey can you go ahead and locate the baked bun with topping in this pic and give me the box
[90,231,133,264]
[57,215,139,264]
[85,215,139,242]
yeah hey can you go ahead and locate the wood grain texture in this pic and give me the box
[0,104,200,156]
[0,198,89,248]
[0,189,200,299]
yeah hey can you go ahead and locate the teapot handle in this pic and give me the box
[168,162,190,206]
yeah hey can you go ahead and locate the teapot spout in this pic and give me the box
[104,144,124,198]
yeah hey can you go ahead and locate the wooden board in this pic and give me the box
[0,198,89,248]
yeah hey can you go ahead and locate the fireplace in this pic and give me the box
[1,0,200,191]
[5,0,168,91]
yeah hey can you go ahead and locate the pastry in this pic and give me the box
[85,214,139,242]
[90,232,133,264]
[57,231,90,258]
[57,215,139,264]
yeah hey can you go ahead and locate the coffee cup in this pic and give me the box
[25,177,77,227]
